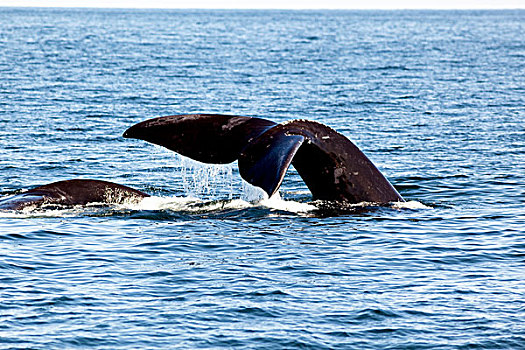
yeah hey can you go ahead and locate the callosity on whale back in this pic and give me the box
[124,114,404,204]
[0,179,149,211]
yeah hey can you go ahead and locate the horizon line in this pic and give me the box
[2,5,524,10]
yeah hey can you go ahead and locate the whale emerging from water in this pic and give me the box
[0,179,148,211]
[0,114,404,211]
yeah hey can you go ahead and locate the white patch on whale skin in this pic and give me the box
[334,167,344,184]
[221,116,248,131]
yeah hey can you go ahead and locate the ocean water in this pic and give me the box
[0,7,524,349]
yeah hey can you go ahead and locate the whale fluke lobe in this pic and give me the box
[239,128,305,198]
[125,114,404,204]
[0,179,149,211]
[282,120,403,203]
[123,114,276,164]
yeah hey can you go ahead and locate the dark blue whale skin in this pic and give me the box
[124,114,404,204]
[0,179,149,211]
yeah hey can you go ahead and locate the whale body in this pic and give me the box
[0,179,148,211]
[0,114,404,211]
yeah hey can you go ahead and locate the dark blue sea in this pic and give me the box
[0,7,524,349]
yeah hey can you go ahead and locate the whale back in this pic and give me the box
[0,179,149,211]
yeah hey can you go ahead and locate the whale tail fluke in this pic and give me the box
[124,114,404,204]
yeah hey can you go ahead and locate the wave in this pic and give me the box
[0,160,429,218]
[0,187,317,219]
[0,190,430,219]
[126,192,318,214]
[0,197,431,220]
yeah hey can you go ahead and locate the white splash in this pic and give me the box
[180,157,236,199]
[240,181,268,202]
[0,205,97,219]
[392,200,432,210]
[124,192,316,214]
[126,195,200,211]
[260,192,318,213]
[240,181,317,212]
[125,195,253,213]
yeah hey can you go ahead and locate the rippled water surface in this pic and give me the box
[0,8,524,349]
